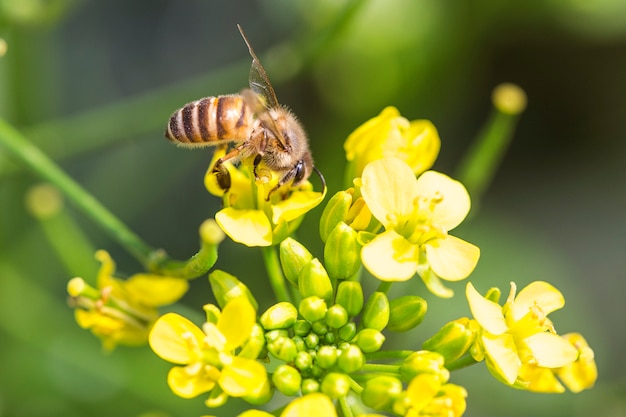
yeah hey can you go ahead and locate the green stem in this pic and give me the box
[446,354,479,371]
[376,281,392,294]
[361,363,401,374]
[455,84,527,208]
[261,245,291,303]
[0,119,153,263]
[348,376,364,395]
[338,396,354,417]
[364,350,414,361]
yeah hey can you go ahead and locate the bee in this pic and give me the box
[165,24,324,198]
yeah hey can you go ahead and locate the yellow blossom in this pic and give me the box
[205,147,325,247]
[67,250,188,350]
[344,106,440,180]
[466,281,581,391]
[238,393,338,417]
[359,157,479,297]
[556,333,597,393]
[395,374,467,417]
[149,297,267,405]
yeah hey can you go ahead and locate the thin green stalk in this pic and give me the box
[376,281,392,294]
[364,350,414,361]
[455,83,527,208]
[0,119,153,263]
[261,245,291,303]
[339,396,354,417]
[361,363,401,374]
[348,376,364,395]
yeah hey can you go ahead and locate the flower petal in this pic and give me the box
[272,188,326,225]
[482,332,521,385]
[556,333,597,393]
[124,274,189,307]
[466,282,507,335]
[415,171,470,230]
[281,393,338,417]
[219,356,267,397]
[401,120,440,175]
[167,365,217,398]
[406,374,441,412]
[149,313,205,364]
[361,230,418,282]
[424,235,479,281]
[509,281,565,322]
[518,364,565,393]
[218,297,256,351]
[360,158,419,229]
[216,208,272,247]
[524,332,578,368]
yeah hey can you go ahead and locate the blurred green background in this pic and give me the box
[1,0,625,416]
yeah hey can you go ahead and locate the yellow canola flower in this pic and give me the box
[67,250,188,350]
[238,393,338,417]
[466,281,584,392]
[556,333,597,393]
[395,374,467,417]
[205,147,325,247]
[359,157,479,297]
[149,297,267,404]
[344,106,440,180]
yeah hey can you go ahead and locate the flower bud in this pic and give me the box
[324,331,337,345]
[304,333,320,349]
[319,190,353,242]
[265,329,288,343]
[299,296,327,323]
[239,323,266,359]
[292,335,306,352]
[301,378,320,395]
[209,270,258,310]
[295,351,313,371]
[293,319,312,336]
[362,292,390,331]
[311,320,328,336]
[272,364,302,396]
[260,301,298,330]
[325,304,349,329]
[268,336,298,362]
[338,322,357,342]
[321,372,350,399]
[317,345,338,369]
[356,328,386,353]
[324,222,361,280]
[335,281,364,317]
[362,376,403,410]
[279,237,313,287]
[337,343,365,373]
[400,350,449,382]
[387,295,427,332]
[422,318,475,364]
[299,259,333,304]
[344,196,372,231]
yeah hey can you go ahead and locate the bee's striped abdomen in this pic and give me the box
[165,95,252,146]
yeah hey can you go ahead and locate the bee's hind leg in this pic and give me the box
[211,145,243,191]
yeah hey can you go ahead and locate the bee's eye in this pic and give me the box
[293,160,306,184]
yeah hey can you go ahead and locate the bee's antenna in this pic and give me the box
[313,166,326,195]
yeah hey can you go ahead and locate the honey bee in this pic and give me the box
[165,24,324,198]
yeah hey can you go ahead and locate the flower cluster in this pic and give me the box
[66,102,597,416]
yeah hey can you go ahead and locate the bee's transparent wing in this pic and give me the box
[238,24,279,109]
[238,24,286,148]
